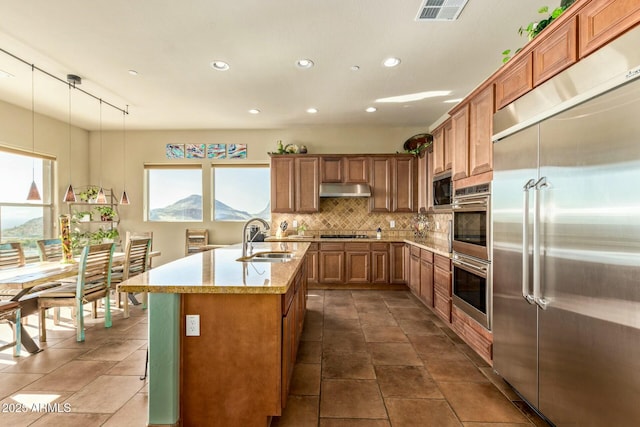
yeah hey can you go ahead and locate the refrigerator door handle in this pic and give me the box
[533,177,549,310]
[522,178,536,304]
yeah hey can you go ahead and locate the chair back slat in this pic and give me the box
[76,243,115,297]
[37,238,63,262]
[0,243,25,269]
[123,238,152,280]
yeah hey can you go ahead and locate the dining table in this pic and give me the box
[0,250,160,354]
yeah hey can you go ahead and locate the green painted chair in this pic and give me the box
[111,237,152,318]
[37,243,115,342]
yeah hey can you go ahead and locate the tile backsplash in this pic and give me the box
[271,198,452,242]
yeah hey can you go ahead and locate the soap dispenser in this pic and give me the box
[376,227,382,239]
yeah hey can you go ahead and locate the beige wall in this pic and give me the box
[93,126,428,264]
[0,98,90,226]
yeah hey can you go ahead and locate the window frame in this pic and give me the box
[211,163,271,222]
[144,163,204,222]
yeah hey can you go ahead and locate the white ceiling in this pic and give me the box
[0,0,548,131]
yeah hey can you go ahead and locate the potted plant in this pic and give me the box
[297,224,307,236]
[94,206,115,221]
[73,210,92,222]
[79,186,99,202]
[94,227,119,244]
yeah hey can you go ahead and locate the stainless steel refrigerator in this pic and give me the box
[492,28,640,426]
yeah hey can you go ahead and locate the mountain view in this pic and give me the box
[2,216,42,238]
[149,194,270,221]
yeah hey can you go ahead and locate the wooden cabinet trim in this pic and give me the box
[320,242,345,251]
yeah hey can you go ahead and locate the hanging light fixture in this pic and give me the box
[119,106,130,205]
[95,100,107,204]
[63,76,79,202]
[26,64,41,201]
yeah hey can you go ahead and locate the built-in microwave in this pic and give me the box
[433,172,452,209]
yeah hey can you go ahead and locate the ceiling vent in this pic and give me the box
[416,0,469,21]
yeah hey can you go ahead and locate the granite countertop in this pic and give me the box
[117,242,310,295]
[265,235,452,258]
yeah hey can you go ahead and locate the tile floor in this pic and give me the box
[0,290,549,426]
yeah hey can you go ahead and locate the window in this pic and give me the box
[213,165,270,221]
[0,148,54,258]
[145,165,202,221]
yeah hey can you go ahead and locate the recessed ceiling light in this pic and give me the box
[248,109,260,114]
[210,60,230,71]
[128,69,138,76]
[365,107,377,113]
[375,90,451,103]
[351,65,360,71]
[0,69,14,78]
[306,108,318,114]
[296,59,314,69]
[444,98,463,104]
[383,57,401,68]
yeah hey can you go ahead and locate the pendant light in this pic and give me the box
[95,100,107,204]
[63,77,78,202]
[26,64,41,201]
[119,107,130,205]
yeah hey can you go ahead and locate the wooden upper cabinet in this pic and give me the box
[343,157,369,183]
[320,157,343,183]
[495,53,533,110]
[432,120,452,175]
[321,156,369,183]
[579,0,640,58]
[417,148,429,212]
[295,157,319,213]
[469,85,495,177]
[369,157,392,212]
[451,105,469,181]
[393,156,417,212]
[271,156,295,213]
[534,16,578,86]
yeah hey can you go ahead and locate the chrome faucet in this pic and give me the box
[242,218,271,258]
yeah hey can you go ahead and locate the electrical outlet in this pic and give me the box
[292,220,298,228]
[435,222,440,231]
[185,314,200,336]
[390,220,395,228]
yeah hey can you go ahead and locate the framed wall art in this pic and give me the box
[186,144,206,159]
[166,144,185,159]
[207,144,227,159]
[228,144,247,159]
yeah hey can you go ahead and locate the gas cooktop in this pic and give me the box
[320,234,370,239]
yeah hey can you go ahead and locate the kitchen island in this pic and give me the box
[117,242,310,427]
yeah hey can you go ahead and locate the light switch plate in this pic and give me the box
[292,220,298,228]
[390,220,395,228]
[185,314,200,336]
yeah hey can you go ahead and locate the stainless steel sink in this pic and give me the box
[236,251,294,263]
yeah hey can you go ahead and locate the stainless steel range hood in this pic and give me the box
[319,183,371,198]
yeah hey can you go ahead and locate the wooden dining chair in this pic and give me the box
[36,238,63,262]
[124,231,154,309]
[0,300,20,357]
[111,238,152,318]
[0,242,25,300]
[37,243,115,343]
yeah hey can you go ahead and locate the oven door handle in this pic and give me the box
[522,179,536,304]
[452,199,488,209]
[452,258,488,277]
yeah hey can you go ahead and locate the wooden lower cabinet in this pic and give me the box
[180,265,307,426]
[451,305,493,365]
[319,243,345,284]
[408,246,421,295]
[306,243,319,285]
[433,254,452,323]
[390,242,406,284]
[371,242,389,284]
[345,242,370,284]
[419,256,434,307]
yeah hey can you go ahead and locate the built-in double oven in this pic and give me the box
[451,182,491,330]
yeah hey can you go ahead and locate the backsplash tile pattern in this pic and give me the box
[271,198,452,244]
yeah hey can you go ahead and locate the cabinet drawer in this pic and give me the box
[433,289,451,323]
[420,249,433,263]
[308,242,319,251]
[370,242,388,251]
[451,306,493,364]
[410,245,421,257]
[434,267,451,296]
[320,242,344,251]
[345,242,370,251]
[495,53,533,110]
[434,254,451,271]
